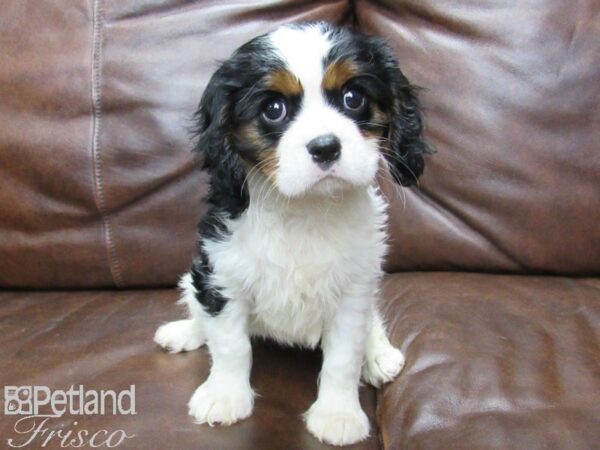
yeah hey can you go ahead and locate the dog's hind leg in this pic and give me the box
[154,273,206,353]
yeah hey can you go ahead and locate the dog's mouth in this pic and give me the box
[308,172,354,196]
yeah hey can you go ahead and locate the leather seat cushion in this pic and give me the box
[378,272,600,450]
[0,288,378,450]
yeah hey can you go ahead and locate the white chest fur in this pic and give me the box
[203,186,388,348]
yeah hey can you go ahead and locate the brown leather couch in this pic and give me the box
[1,1,599,449]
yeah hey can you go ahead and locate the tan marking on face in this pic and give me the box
[359,106,389,142]
[360,129,381,140]
[371,107,388,125]
[266,69,302,97]
[258,151,279,180]
[236,123,279,182]
[322,59,358,91]
[239,123,263,147]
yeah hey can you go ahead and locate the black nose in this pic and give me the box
[306,134,341,168]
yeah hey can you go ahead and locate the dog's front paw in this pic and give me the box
[154,319,205,353]
[188,379,254,426]
[305,399,369,446]
[362,341,405,388]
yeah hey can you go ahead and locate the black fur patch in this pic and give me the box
[190,251,227,316]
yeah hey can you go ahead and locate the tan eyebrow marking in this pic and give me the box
[322,59,358,91]
[266,69,302,97]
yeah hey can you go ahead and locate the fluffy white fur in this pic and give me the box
[154,24,406,447]
[155,184,404,445]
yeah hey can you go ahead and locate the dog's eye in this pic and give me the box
[342,88,365,111]
[262,98,287,123]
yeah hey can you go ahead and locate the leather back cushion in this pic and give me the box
[0,0,598,287]
[362,1,600,274]
[0,0,349,287]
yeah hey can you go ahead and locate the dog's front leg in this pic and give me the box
[305,291,371,446]
[188,299,255,426]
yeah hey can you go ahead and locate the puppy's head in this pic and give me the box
[195,22,429,208]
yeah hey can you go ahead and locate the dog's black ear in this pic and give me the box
[383,52,432,187]
[192,69,248,216]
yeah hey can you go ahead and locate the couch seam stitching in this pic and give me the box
[91,0,123,287]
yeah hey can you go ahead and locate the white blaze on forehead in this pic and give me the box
[269,25,332,98]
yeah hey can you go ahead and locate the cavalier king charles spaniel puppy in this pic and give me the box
[155,21,429,446]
